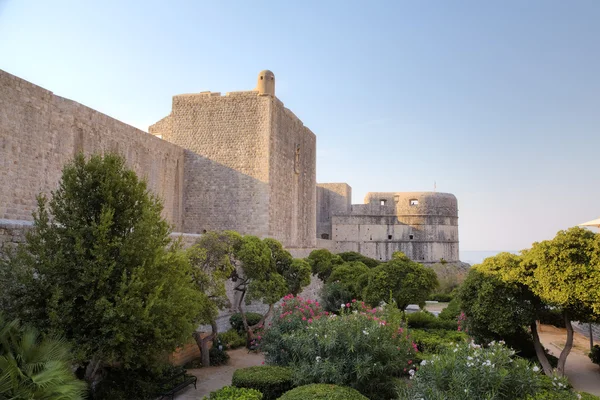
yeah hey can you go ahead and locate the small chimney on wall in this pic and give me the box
[256,70,275,96]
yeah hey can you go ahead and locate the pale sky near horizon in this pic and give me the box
[1,1,599,252]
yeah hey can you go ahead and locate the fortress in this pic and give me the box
[0,69,459,264]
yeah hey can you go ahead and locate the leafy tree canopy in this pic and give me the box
[306,249,343,281]
[362,252,438,310]
[337,251,381,268]
[327,261,369,300]
[2,153,205,377]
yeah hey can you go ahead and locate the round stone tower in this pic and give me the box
[256,70,275,96]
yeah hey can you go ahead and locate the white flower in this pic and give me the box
[420,360,427,366]
[363,330,369,335]
[316,356,321,362]
[341,304,346,308]
[453,348,458,352]
[467,356,473,360]
[324,335,327,338]
[533,366,540,372]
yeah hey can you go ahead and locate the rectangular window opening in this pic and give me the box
[409,234,414,240]
[410,199,419,206]
[388,235,392,240]
[380,199,387,206]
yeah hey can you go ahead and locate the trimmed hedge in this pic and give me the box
[219,329,247,349]
[203,386,263,399]
[406,311,458,330]
[232,366,294,400]
[277,384,368,400]
[410,329,468,353]
[230,313,264,334]
[589,345,600,366]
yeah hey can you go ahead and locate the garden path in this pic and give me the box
[174,348,265,399]
[538,324,600,396]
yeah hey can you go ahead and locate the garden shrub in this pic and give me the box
[209,345,230,366]
[219,329,247,349]
[230,312,263,335]
[337,251,380,268]
[232,366,294,400]
[438,297,461,321]
[406,311,458,330]
[203,386,263,400]
[429,293,453,302]
[320,281,353,313]
[278,384,368,400]
[401,341,570,400]
[263,301,416,400]
[589,345,600,366]
[409,329,468,354]
[92,365,186,400]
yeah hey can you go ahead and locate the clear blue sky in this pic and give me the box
[1,0,599,251]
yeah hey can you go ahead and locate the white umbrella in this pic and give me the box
[579,217,600,227]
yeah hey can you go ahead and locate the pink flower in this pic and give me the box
[346,303,350,308]
[352,299,357,303]
[408,360,412,365]
[261,361,265,365]
[308,318,313,323]
[302,316,306,321]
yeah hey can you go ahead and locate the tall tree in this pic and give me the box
[2,153,205,384]
[458,253,553,375]
[520,227,600,376]
[362,252,438,310]
[232,236,311,343]
[187,231,239,367]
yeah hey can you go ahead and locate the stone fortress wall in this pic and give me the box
[0,69,185,253]
[316,187,459,263]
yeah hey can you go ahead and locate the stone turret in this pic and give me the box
[255,70,275,96]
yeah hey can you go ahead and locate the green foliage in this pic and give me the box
[409,329,468,354]
[232,366,294,400]
[264,239,311,296]
[522,228,599,317]
[219,329,246,349]
[261,295,326,366]
[0,317,86,400]
[458,256,538,344]
[327,261,369,300]
[209,345,230,366]
[406,311,458,331]
[265,306,416,400]
[429,293,453,302]
[337,251,380,268]
[91,364,185,400]
[230,313,263,335]
[203,386,263,400]
[306,249,343,281]
[538,307,567,328]
[320,282,353,314]
[278,384,368,400]
[1,153,205,373]
[401,341,568,400]
[438,297,461,321]
[589,345,600,366]
[362,252,438,310]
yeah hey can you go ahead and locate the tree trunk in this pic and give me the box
[531,321,553,376]
[193,319,218,368]
[556,311,574,376]
[84,356,103,391]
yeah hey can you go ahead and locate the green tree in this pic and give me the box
[306,249,343,281]
[458,253,554,375]
[232,236,311,342]
[362,252,438,310]
[327,261,370,300]
[337,251,380,268]
[2,154,205,384]
[0,316,87,400]
[187,231,239,367]
[520,227,600,375]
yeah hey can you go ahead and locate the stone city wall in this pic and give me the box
[0,69,185,230]
[268,98,316,248]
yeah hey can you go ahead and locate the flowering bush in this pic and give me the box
[260,295,328,365]
[262,298,417,400]
[400,341,570,400]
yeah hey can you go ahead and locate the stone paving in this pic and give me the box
[538,324,600,396]
[174,348,264,399]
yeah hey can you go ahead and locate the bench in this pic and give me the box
[158,372,197,400]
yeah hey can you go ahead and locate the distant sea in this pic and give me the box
[459,250,518,266]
